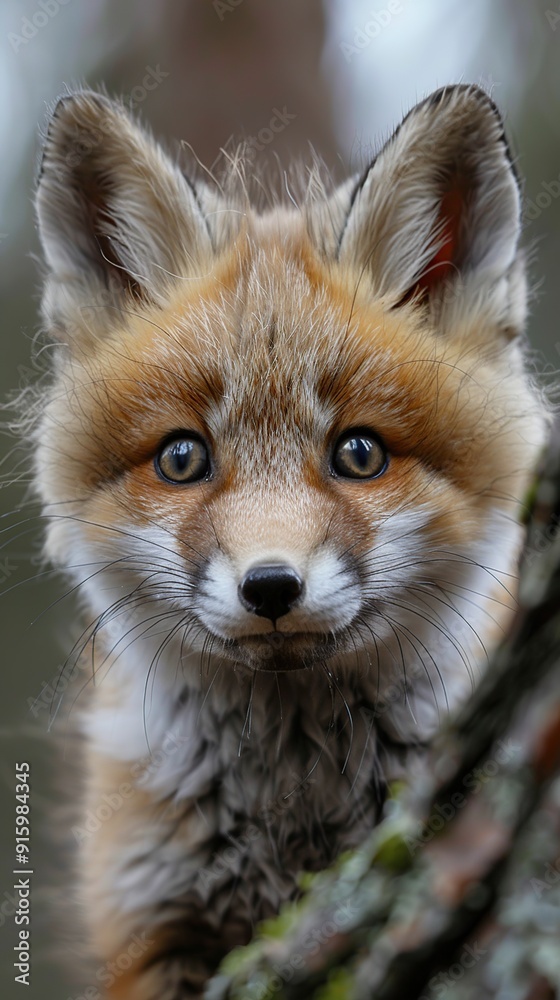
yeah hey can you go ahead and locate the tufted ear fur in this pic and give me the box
[337,85,526,338]
[36,91,213,343]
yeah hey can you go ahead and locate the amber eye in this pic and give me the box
[155,435,210,484]
[332,431,388,480]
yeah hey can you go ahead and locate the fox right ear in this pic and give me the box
[36,91,213,343]
[337,85,525,338]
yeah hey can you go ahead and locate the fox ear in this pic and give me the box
[338,85,525,336]
[36,91,213,341]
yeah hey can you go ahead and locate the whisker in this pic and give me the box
[322,664,354,774]
[238,672,255,756]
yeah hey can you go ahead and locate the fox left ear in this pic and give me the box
[338,85,525,337]
[35,90,213,344]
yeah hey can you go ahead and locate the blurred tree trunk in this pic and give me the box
[100,0,342,184]
[206,420,560,999]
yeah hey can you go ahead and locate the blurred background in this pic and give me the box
[0,1,559,996]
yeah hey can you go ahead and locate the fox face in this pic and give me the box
[32,88,546,743]
[30,85,548,995]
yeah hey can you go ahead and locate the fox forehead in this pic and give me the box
[39,235,523,528]
[59,227,490,474]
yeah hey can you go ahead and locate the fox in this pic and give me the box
[26,83,547,997]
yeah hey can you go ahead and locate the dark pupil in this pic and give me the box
[349,438,372,469]
[171,440,194,472]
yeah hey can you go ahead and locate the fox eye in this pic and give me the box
[332,431,388,480]
[155,435,210,484]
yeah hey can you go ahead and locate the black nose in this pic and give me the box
[238,564,304,623]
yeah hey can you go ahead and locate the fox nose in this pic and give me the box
[238,564,304,623]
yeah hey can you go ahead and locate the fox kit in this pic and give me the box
[29,84,546,997]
